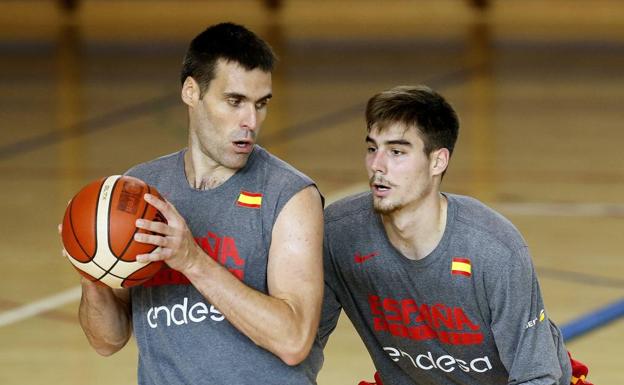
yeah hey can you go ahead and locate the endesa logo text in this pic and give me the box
[384,347,492,373]
[147,297,225,328]
[369,295,484,345]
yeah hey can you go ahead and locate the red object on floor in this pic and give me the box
[569,352,594,385]
[358,372,384,385]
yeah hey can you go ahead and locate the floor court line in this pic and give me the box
[536,266,624,289]
[0,286,82,328]
[1,184,622,329]
[561,298,624,341]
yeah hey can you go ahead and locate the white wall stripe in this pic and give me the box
[494,202,624,218]
[327,184,624,217]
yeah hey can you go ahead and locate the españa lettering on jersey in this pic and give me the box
[369,295,484,345]
[143,231,246,286]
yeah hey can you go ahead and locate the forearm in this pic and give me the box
[185,256,320,365]
[78,280,132,356]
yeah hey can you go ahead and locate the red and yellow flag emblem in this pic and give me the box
[237,191,263,209]
[451,257,471,277]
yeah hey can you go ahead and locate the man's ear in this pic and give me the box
[181,76,200,107]
[430,148,450,176]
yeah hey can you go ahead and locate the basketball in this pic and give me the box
[61,175,166,288]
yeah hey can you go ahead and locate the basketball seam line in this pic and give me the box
[97,176,122,283]
[100,178,159,287]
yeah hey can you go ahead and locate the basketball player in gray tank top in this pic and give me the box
[76,23,324,385]
[319,86,587,385]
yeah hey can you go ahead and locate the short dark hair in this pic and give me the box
[180,22,277,97]
[365,85,459,156]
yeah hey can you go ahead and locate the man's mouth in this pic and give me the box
[373,183,390,191]
[370,179,393,196]
[232,139,254,152]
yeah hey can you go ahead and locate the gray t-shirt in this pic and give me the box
[126,146,323,385]
[321,192,572,385]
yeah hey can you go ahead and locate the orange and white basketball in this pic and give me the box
[61,175,165,288]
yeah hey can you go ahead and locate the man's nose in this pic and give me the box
[240,104,258,131]
[370,151,386,174]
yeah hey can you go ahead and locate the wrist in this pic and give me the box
[81,278,110,293]
[180,245,214,279]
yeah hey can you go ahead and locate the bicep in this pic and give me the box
[267,186,324,313]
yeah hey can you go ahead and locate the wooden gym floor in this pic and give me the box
[0,1,623,384]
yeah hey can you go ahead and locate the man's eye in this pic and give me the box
[228,98,242,107]
[367,146,377,153]
[255,100,268,110]
[391,149,404,156]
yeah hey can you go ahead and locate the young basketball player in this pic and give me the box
[77,23,324,385]
[319,85,579,385]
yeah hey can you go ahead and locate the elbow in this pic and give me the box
[279,351,308,367]
[88,333,130,357]
[276,338,313,366]
[93,343,124,357]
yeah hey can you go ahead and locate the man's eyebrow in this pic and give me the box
[256,93,273,103]
[365,136,412,147]
[223,92,273,102]
[223,92,246,99]
[386,139,412,146]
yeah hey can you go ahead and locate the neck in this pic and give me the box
[381,192,447,261]
[184,146,237,190]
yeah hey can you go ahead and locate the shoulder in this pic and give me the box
[324,191,372,226]
[251,146,314,185]
[448,193,527,252]
[249,147,320,217]
[257,146,312,183]
[125,150,182,181]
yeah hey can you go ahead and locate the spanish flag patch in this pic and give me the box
[237,191,263,209]
[451,257,471,277]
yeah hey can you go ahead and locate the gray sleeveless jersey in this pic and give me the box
[321,192,572,385]
[126,146,323,385]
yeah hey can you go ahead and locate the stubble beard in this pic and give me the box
[372,196,402,214]
[199,136,252,170]
[370,174,404,214]
[372,183,433,215]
